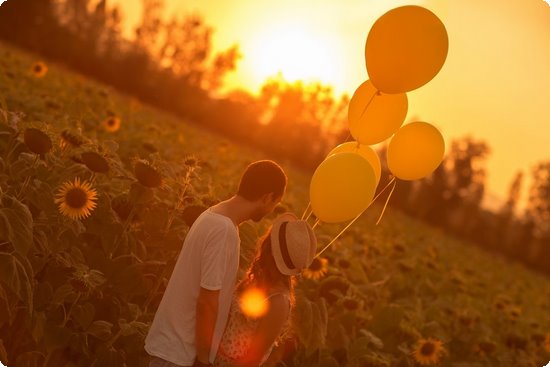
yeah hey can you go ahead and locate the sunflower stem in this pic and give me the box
[111,206,137,258]
[163,166,194,235]
[105,329,123,348]
[15,154,40,200]
[62,293,81,328]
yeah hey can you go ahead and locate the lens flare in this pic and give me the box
[240,287,269,318]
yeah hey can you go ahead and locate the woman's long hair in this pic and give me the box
[237,227,296,308]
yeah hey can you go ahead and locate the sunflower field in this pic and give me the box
[1,41,550,367]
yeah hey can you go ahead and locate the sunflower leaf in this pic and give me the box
[0,194,33,255]
[14,351,43,367]
[87,320,113,341]
[72,302,96,330]
[293,292,314,349]
[0,253,33,314]
[43,323,73,352]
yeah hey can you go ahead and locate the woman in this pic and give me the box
[214,213,317,367]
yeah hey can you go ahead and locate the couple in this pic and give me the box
[144,160,317,367]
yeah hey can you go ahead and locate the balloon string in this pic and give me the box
[305,209,314,222]
[375,179,397,226]
[314,175,396,258]
[301,202,311,220]
[372,176,396,203]
[359,89,379,119]
[315,211,362,259]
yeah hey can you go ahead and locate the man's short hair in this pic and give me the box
[237,160,287,201]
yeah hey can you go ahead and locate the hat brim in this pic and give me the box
[271,212,301,275]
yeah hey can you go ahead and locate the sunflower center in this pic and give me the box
[309,258,322,271]
[65,188,88,208]
[34,65,42,72]
[420,342,436,356]
[108,118,116,126]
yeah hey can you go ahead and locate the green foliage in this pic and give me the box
[0,41,549,367]
[0,194,34,255]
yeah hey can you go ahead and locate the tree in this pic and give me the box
[135,5,241,92]
[521,161,550,270]
[492,171,524,252]
[445,137,490,236]
[0,0,58,52]
[412,163,450,225]
[256,76,348,168]
[526,161,550,237]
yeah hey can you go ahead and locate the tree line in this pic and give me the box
[386,137,550,275]
[0,0,548,273]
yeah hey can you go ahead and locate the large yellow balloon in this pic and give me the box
[365,6,449,94]
[310,152,377,224]
[387,122,445,181]
[348,80,408,145]
[327,141,382,185]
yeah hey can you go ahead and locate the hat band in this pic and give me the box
[279,222,296,271]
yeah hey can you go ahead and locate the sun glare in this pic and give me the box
[248,23,343,86]
[240,287,268,318]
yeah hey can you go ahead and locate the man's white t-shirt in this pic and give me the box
[145,208,240,365]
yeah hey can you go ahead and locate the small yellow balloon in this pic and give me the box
[348,80,408,145]
[365,5,449,94]
[387,122,445,181]
[327,141,382,185]
[310,152,377,223]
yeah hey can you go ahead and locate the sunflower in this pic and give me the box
[134,160,163,188]
[102,116,121,132]
[303,257,328,280]
[24,127,52,155]
[337,258,351,269]
[31,61,48,78]
[59,129,84,150]
[54,178,98,220]
[342,296,361,311]
[473,340,496,357]
[544,333,550,353]
[492,299,506,312]
[507,306,522,321]
[69,265,106,294]
[81,151,110,173]
[412,338,445,365]
[184,154,199,168]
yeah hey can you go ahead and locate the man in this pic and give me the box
[145,160,288,367]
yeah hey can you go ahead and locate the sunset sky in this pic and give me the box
[111,0,550,209]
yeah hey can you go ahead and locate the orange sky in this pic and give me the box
[111,0,550,209]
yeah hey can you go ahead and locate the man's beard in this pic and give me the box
[250,208,266,222]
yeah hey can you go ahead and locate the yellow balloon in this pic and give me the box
[387,122,445,181]
[310,152,377,224]
[348,80,408,145]
[365,6,449,94]
[327,141,382,185]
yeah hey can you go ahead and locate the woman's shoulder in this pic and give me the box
[265,288,291,310]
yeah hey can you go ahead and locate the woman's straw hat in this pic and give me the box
[271,212,317,276]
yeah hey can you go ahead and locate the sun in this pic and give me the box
[248,22,343,86]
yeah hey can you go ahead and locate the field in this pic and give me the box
[1,40,550,367]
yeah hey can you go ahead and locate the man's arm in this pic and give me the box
[195,287,220,365]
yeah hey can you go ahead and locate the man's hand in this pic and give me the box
[192,359,212,367]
